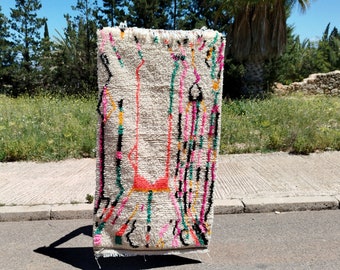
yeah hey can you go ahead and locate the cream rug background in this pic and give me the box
[94,27,225,257]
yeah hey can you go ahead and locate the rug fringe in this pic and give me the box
[94,247,209,258]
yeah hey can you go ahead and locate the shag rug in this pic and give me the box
[93,27,225,257]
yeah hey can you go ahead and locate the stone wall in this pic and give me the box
[275,70,340,96]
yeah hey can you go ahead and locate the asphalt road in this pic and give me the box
[1,210,340,270]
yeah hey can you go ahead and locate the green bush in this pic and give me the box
[220,93,340,154]
[1,93,339,162]
[0,95,97,162]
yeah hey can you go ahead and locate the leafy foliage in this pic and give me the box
[128,0,172,29]
[50,0,98,95]
[0,7,16,94]
[100,0,128,27]
[1,93,338,162]
[272,23,340,85]
[9,0,46,96]
[1,0,340,162]
[0,0,339,97]
[220,93,340,154]
[0,94,97,162]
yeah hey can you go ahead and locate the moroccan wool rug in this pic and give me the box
[93,27,225,257]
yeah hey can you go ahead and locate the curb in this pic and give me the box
[214,196,340,215]
[0,204,93,222]
[0,196,339,222]
[242,196,339,213]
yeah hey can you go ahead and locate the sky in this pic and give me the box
[287,0,340,41]
[1,0,340,41]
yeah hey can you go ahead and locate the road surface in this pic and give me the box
[1,210,340,269]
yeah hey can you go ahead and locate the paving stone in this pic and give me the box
[1,152,340,221]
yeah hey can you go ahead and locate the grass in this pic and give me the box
[220,93,340,154]
[86,194,94,204]
[0,93,339,162]
[0,95,97,162]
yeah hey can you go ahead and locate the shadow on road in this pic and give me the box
[34,225,201,270]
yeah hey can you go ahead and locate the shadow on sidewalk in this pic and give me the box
[34,225,201,270]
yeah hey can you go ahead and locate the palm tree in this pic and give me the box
[223,0,312,97]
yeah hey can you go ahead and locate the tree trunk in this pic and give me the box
[241,59,265,98]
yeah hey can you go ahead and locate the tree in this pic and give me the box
[10,0,46,95]
[100,0,128,27]
[267,27,313,85]
[170,0,191,30]
[40,20,54,89]
[176,0,231,31]
[0,6,16,94]
[220,0,312,97]
[52,15,79,94]
[52,0,99,95]
[318,23,340,71]
[267,20,340,88]
[42,20,51,52]
[128,0,172,29]
[272,30,305,84]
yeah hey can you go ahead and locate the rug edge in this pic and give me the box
[94,247,209,258]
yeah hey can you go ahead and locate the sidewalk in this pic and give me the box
[1,151,340,221]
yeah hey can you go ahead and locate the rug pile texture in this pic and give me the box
[93,27,225,257]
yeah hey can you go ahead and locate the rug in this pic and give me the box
[93,27,225,257]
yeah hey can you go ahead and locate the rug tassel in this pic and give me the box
[95,257,102,269]
[194,252,201,262]
[206,251,212,263]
